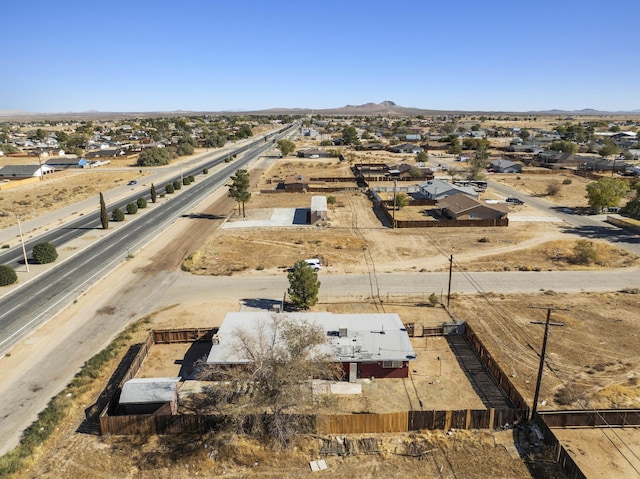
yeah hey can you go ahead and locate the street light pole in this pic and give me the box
[1,211,29,272]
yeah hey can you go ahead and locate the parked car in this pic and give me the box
[304,258,322,272]
[127,180,137,185]
[505,197,524,205]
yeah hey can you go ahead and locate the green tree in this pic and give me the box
[112,208,125,221]
[126,202,138,215]
[519,129,530,141]
[277,139,296,157]
[287,261,320,310]
[165,183,175,194]
[442,122,457,135]
[585,177,630,213]
[0,265,18,286]
[150,183,157,203]
[99,192,109,230]
[598,138,620,158]
[0,144,20,154]
[137,147,171,166]
[622,182,640,219]
[415,151,428,163]
[173,180,182,191]
[447,135,461,155]
[32,242,58,264]
[136,197,147,209]
[228,169,251,217]
[341,126,360,146]
[394,192,410,209]
[548,141,579,154]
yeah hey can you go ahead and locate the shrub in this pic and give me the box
[477,237,490,243]
[572,240,597,264]
[562,178,572,185]
[126,202,138,215]
[111,208,125,221]
[188,175,195,183]
[182,177,190,186]
[327,196,337,205]
[32,242,58,264]
[428,292,439,307]
[546,180,562,197]
[1,244,9,249]
[165,183,175,194]
[0,264,18,286]
[203,168,209,174]
[136,197,147,209]
[173,180,182,191]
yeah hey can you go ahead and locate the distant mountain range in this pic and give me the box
[1,102,639,121]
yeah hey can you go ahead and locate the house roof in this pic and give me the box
[490,159,519,168]
[0,164,54,176]
[119,377,180,404]
[438,195,509,216]
[311,195,327,211]
[206,312,416,365]
[418,179,477,197]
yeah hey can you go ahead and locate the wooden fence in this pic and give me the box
[535,415,587,479]
[153,328,215,344]
[538,409,640,428]
[464,323,530,413]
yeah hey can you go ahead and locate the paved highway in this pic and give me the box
[0,125,297,355]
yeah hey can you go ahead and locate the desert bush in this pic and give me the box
[203,168,209,174]
[478,237,490,243]
[112,208,125,221]
[126,202,138,215]
[327,196,337,205]
[428,292,439,307]
[562,178,572,185]
[572,240,597,264]
[136,197,147,209]
[546,180,562,197]
[0,264,17,286]
[32,242,58,264]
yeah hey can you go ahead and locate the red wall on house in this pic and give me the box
[340,361,409,379]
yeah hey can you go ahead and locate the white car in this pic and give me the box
[304,258,322,271]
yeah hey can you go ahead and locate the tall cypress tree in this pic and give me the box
[150,183,157,203]
[100,192,109,230]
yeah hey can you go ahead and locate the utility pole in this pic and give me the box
[447,255,453,308]
[529,306,566,421]
[392,178,397,229]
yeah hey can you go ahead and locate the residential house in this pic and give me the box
[418,179,478,201]
[297,148,331,159]
[116,377,180,415]
[85,148,126,159]
[207,312,416,380]
[0,164,55,178]
[489,159,522,173]
[282,174,311,192]
[45,158,87,169]
[388,143,424,154]
[438,195,509,221]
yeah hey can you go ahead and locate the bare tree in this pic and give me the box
[195,315,343,445]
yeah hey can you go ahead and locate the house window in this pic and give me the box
[469,213,478,219]
[382,360,403,368]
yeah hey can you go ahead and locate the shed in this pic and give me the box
[311,195,328,225]
[117,377,181,415]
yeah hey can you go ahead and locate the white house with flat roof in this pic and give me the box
[207,312,416,380]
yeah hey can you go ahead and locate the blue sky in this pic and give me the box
[2,0,639,113]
